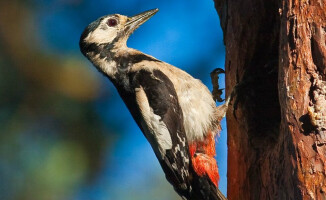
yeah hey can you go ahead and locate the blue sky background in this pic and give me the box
[0,0,226,199]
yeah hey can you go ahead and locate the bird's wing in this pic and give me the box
[132,69,192,197]
[130,69,226,200]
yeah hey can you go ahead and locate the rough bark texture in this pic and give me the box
[214,0,326,199]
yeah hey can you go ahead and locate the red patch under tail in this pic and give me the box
[189,131,220,187]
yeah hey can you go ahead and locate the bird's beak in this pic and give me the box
[125,8,159,35]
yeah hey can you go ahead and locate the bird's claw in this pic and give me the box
[210,68,225,103]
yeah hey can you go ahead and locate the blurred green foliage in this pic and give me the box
[0,1,111,199]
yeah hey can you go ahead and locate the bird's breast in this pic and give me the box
[176,80,217,142]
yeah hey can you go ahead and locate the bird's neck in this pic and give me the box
[87,42,157,88]
[89,43,139,87]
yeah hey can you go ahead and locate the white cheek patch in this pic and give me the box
[84,27,117,44]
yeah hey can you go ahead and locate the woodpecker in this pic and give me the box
[80,9,228,200]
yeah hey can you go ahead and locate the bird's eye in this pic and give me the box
[107,19,118,27]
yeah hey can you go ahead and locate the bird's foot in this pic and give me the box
[210,68,225,103]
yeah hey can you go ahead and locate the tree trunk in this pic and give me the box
[214,0,326,199]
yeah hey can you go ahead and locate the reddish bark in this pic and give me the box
[214,0,326,199]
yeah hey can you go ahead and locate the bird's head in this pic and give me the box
[79,8,158,58]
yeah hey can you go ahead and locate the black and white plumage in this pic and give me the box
[79,9,227,200]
